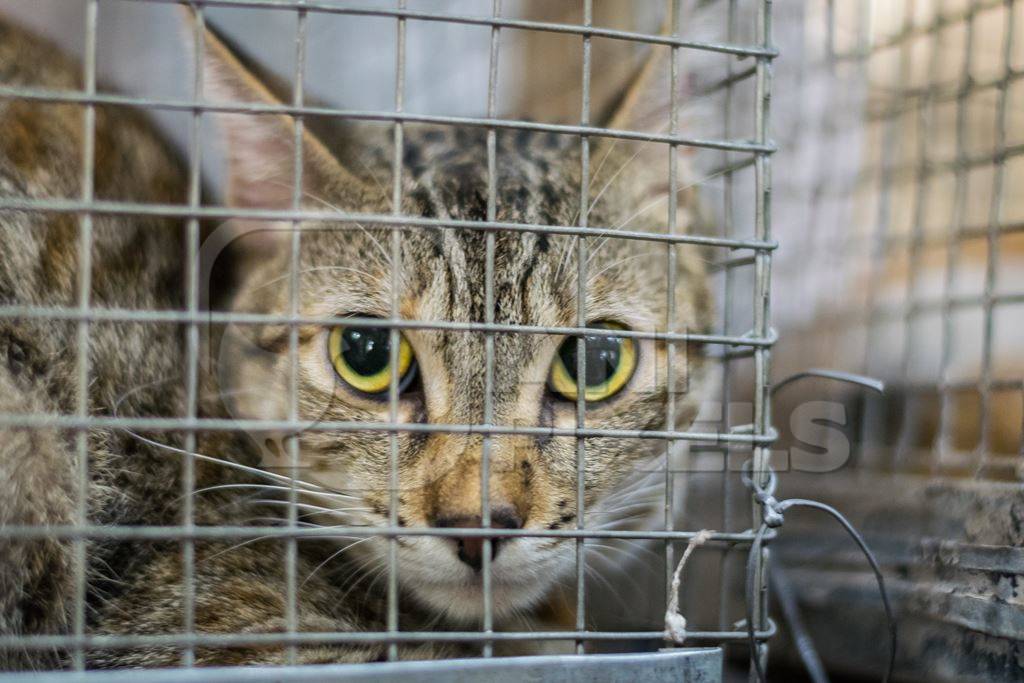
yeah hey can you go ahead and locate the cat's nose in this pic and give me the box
[432,507,523,572]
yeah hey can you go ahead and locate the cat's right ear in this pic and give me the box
[594,5,704,232]
[180,7,366,251]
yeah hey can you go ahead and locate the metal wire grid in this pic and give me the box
[785,0,1024,479]
[740,2,1024,677]
[0,0,777,675]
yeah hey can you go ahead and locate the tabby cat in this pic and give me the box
[0,10,712,669]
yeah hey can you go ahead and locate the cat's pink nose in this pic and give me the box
[432,507,523,572]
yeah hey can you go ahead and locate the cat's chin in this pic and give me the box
[394,538,574,623]
[407,575,554,623]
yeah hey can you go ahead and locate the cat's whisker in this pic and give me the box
[354,157,392,205]
[586,251,658,283]
[579,119,671,226]
[333,552,383,594]
[182,483,361,504]
[582,94,707,228]
[337,556,389,606]
[248,498,372,517]
[259,180,391,266]
[251,264,383,292]
[363,562,393,599]
[194,491,271,518]
[595,473,665,504]
[585,558,648,602]
[612,161,735,233]
[593,477,664,504]
[299,189,391,266]
[587,500,660,520]
[201,516,369,564]
[552,237,573,284]
[112,379,339,497]
[583,155,732,269]
[581,563,633,613]
[550,561,632,616]
[300,537,375,590]
[584,540,660,572]
[608,473,665,498]
[199,386,254,399]
[126,428,332,495]
[589,510,661,531]
[202,530,280,563]
[602,492,663,514]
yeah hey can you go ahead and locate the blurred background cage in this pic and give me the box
[755,0,1024,681]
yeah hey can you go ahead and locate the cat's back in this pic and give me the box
[0,16,187,311]
[0,15,189,419]
[0,18,193,667]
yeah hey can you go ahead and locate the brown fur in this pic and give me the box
[0,16,189,669]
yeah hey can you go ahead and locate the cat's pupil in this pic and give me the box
[559,333,622,388]
[342,327,391,376]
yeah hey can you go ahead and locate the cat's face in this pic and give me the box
[201,21,711,622]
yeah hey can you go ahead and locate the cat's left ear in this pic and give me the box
[181,9,368,246]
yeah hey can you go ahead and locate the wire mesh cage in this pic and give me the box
[0,0,779,681]
[757,0,1024,680]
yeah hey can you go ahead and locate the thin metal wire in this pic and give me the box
[110,0,780,58]
[937,1,981,472]
[481,0,502,659]
[0,413,778,443]
[181,5,207,668]
[1,525,762,543]
[835,0,1005,61]
[0,196,778,250]
[771,1,1022,678]
[861,0,917,386]
[573,0,593,656]
[663,0,682,630]
[0,87,776,154]
[893,0,949,469]
[0,627,776,652]
[748,0,775,675]
[71,0,98,671]
[387,0,407,662]
[0,307,776,347]
[285,0,309,665]
[716,0,741,639]
[975,0,1017,478]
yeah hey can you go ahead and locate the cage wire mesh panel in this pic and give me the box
[0,0,780,681]
[747,0,1024,680]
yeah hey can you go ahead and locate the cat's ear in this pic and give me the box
[182,8,363,213]
[605,37,679,136]
[604,2,695,137]
[595,9,704,232]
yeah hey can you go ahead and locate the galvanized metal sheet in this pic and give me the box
[0,649,722,683]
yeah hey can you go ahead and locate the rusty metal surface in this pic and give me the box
[773,471,1024,682]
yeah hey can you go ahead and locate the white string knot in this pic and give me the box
[663,529,714,645]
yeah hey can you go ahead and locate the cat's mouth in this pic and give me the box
[408,573,557,623]
[396,537,572,622]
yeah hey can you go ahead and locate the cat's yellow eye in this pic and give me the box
[328,324,416,396]
[549,322,637,403]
